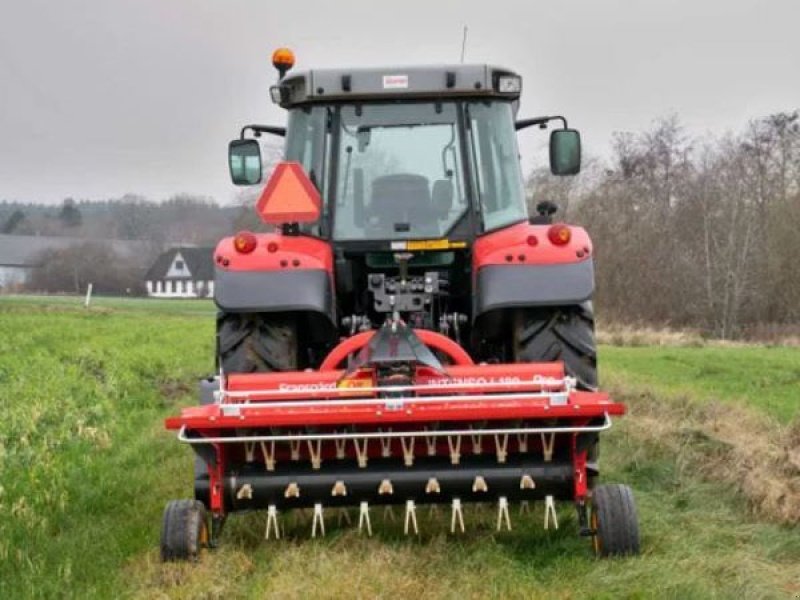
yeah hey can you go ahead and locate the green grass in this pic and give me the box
[0,293,216,315]
[1,298,798,598]
[601,345,800,422]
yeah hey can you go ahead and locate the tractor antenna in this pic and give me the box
[460,26,468,63]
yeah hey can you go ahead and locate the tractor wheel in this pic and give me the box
[590,484,640,557]
[217,313,298,373]
[514,302,597,390]
[160,499,209,562]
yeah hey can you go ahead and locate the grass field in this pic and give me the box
[1,296,798,599]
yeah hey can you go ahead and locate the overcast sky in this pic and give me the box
[1,0,797,205]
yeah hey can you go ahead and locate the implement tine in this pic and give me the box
[447,435,462,465]
[379,428,393,457]
[353,437,369,468]
[308,439,322,470]
[265,505,280,540]
[451,498,465,533]
[544,495,558,530]
[358,502,372,536]
[383,505,396,522]
[400,437,415,467]
[334,434,347,459]
[311,503,325,537]
[424,426,438,456]
[541,432,555,462]
[404,500,419,535]
[497,497,511,532]
[494,434,509,464]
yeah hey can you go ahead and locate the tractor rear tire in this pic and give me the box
[160,499,209,562]
[590,484,640,557]
[514,302,597,390]
[218,313,298,374]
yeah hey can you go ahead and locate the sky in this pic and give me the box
[0,0,797,205]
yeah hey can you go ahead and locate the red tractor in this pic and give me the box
[162,48,639,559]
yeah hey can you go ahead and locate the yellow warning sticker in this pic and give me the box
[405,239,468,251]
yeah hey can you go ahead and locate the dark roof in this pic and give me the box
[277,64,521,107]
[145,246,215,281]
[0,234,151,267]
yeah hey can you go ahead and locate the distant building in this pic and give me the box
[0,234,148,290]
[145,247,215,298]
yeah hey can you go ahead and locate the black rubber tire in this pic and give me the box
[514,302,597,390]
[160,499,209,562]
[218,313,298,374]
[591,484,640,557]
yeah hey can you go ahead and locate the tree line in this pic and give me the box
[529,111,800,339]
[0,195,238,246]
[4,111,798,338]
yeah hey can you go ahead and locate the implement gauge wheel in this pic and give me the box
[160,499,209,562]
[590,484,640,557]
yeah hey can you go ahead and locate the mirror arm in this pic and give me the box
[515,115,568,131]
[240,124,287,139]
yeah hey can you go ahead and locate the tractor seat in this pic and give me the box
[368,174,438,235]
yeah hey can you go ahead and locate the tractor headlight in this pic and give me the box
[497,75,522,94]
[269,85,283,104]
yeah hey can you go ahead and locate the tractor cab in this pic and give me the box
[231,54,580,244]
[226,50,583,351]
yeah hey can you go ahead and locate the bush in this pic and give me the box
[27,242,146,296]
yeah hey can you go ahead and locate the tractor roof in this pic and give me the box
[275,64,522,108]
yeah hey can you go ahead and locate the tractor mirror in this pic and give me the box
[229,139,262,185]
[549,129,581,176]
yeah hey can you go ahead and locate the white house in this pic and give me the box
[145,247,215,298]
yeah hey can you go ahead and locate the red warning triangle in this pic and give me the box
[255,161,321,225]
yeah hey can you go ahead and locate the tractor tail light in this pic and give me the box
[547,224,571,246]
[233,231,257,254]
